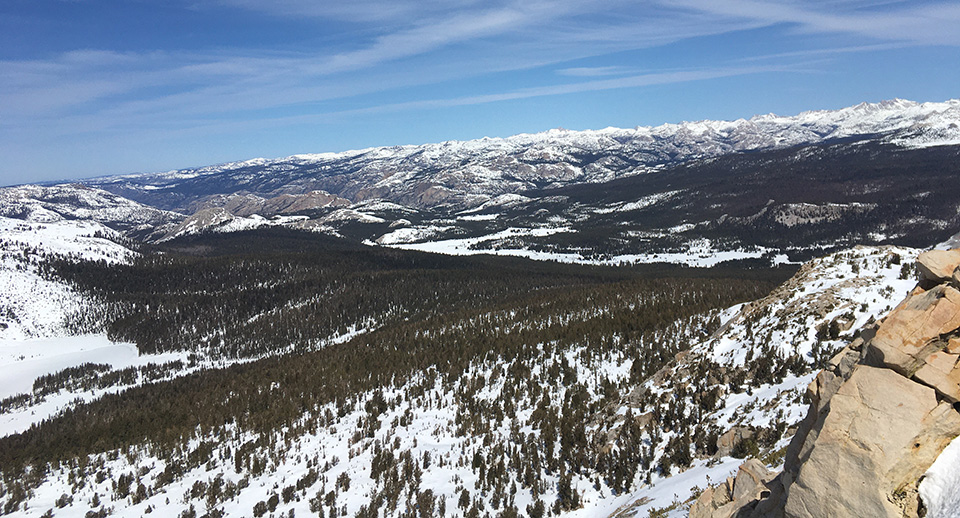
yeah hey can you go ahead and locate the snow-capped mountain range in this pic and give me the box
[0,98,955,266]
[82,98,960,213]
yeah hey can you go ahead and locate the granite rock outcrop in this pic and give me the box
[691,248,960,518]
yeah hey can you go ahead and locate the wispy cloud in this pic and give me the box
[312,7,536,75]
[135,64,791,134]
[666,0,960,45]
[205,0,490,23]
[556,66,633,77]
[0,1,743,127]
[3,0,955,130]
[2,0,958,183]
[732,42,913,63]
[327,64,792,116]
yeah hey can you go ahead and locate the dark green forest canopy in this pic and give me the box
[3,229,793,477]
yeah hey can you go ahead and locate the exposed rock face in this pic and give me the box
[866,284,960,401]
[867,285,960,382]
[190,191,351,217]
[917,249,960,285]
[690,249,960,518]
[716,426,756,458]
[785,366,960,517]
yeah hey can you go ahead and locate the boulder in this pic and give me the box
[717,426,755,458]
[865,284,960,378]
[634,411,654,431]
[690,483,733,518]
[917,249,960,284]
[732,459,776,501]
[689,459,776,518]
[783,365,960,518]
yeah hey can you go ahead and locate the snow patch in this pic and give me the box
[919,434,960,518]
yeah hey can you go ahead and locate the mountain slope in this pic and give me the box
[0,233,925,518]
[0,216,136,340]
[0,184,183,240]
[381,140,960,263]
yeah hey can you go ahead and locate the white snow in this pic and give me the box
[593,190,682,214]
[0,335,189,437]
[919,434,960,518]
[0,335,139,400]
[0,217,136,340]
[587,457,745,518]
[390,226,573,256]
[385,228,781,267]
[376,225,455,245]
[458,213,499,221]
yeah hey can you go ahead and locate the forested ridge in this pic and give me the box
[1,229,792,516]
[46,229,789,358]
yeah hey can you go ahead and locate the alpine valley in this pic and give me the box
[1,99,960,518]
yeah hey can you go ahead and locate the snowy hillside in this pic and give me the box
[706,246,919,367]
[695,246,919,432]
[0,244,925,518]
[0,217,135,340]
[599,245,921,516]
[0,217,181,438]
[0,184,183,240]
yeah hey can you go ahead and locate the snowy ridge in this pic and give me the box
[703,246,919,429]
[705,245,919,366]
[688,246,919,431]
[85,99,960,212]
[0,184,183,231]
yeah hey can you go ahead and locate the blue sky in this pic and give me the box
[1,0,959,185]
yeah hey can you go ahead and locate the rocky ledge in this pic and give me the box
[691,249,960,518]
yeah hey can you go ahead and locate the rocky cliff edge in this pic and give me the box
[691,249,960,518]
